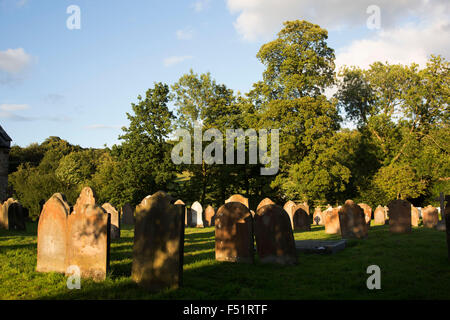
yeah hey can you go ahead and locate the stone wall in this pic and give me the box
[0,148,9,202]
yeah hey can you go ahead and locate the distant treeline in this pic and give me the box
[8,20,450,219]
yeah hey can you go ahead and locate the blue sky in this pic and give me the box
[1,0,448,148]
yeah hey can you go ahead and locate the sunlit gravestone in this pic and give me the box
[338,200,368,239]
[324,207,340,234]
[358,203,372,226]
[283,200,296,229]
[422,205,439,228]
[225,194,249,208]
[132,191,185,292]
[191,201,204,228]
[102,203,120,239]
[0,198,26,231]
[73,186,96,214]
[36,193,70,273]
[215,202,254,263]
[388,199,412,234]
[204,205,215,227]
[257,198,275,211]
[374,205,386,225]
[66,204,110,281]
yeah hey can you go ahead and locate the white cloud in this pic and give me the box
[176,27,194,40]
[0,48,32,74]
[226,0,449,41]
[163,55,193,67]
[192,0,210,12]
[335,19,450,70]
[0,103,29,111]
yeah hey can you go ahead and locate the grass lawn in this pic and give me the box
[0,222,449,300]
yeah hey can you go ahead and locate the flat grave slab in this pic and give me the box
[295,239,347,255]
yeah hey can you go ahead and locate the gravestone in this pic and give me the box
[73,186,96,214]
[186,208,194,227]
[0,198,25,231]
[256,198,275,211]
[225,194,249,208]
[36,193,70,273]
[422,205,439,228]
[132,191,185,291]
[215,202,254,263]
[283,200,296,229]
[191,201,204,228]
[121,203,134,225]
[324,207,340,234]
[254,204,297,264]
[204,205,215,227]
[174,200,187,226]
[388,199,412,234]
[313,207,324,225]
[374,205,386,225]
[411,205,420,227]
[292,205,311,232]
[358,203,372,226]
[338,200,368,239]
[66,204,110,281]
[102,203,120,239]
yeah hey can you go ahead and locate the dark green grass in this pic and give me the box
[0,222,449,300]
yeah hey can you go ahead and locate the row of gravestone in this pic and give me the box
[35,189,450,293]
[36,187,122,281]
[0,198,27,231]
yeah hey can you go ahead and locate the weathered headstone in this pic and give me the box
[191,201,204,228]
[292,205,311,232]
[374,205,386,225]
[204,205,215,227]
[66,204,110,281]
[388,199,412,234]
[73,186,96,214]
[102,203,120,239]
[121,203,134,225]
[256,198,275,211]
[254,205,297,264]
[422,205,439,228]
[358,203,372,226]
[283,200,296,229]
[132,191,185,291]
[312,207,324,225]
[36,193,70,273]
[338,200,368,239]
[411,205,420,227]
[0,198,25,231]
[215,202,254,263]
[225,194,249,208]
[324,208,340,234]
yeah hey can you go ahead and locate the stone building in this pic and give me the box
[0,125,11,202]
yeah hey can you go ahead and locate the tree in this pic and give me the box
[116,82,176,204]
[254,20,346,204]
[256,20,335,100]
